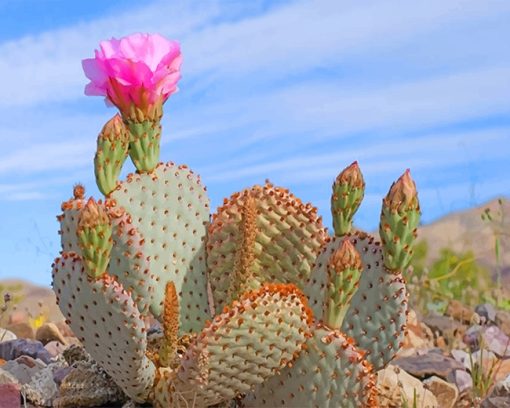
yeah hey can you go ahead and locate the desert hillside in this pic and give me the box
[417,197,510,282]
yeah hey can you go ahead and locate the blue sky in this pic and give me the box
[0,0,509,286]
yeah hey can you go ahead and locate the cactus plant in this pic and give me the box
[51,32,421,408]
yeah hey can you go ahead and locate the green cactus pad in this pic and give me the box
[59,199,156,316]
[153,284,313,407]
[306,232,408,370]
[109,162,210,332]
[107,206,156,315]
[208,182,328,313]
[52,252,155,402]
[246,323,378,408]
[58,197,87,253]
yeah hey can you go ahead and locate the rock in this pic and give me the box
[497,311,510,337]
[447,369,473,395]
[5,322,34,339]
[482,374,510,407]
[44,341,66,358]
[52,360,126,408]
[54,320,74,338]
[482,396,510,408]
[36,323,67,346]
[52,366,73,386]
[492,358,510,382]
[0,382,21,408]
[475,304,497,324]
[0,339,52,364]
[422,314,467,346]
[463,325,483,351]
[445,300,473,324]
[483,325,510,357]
[22,367,58,407]
[393,350,465,379]
[402,310,433,351]
[2,357,46,384]
[0,367,19,385]
[451,349,471,370]
[16,355,42,369]
[377,365,438,407]
[0,328,17,343]
[62,344,91,365]
[423,375,458,408]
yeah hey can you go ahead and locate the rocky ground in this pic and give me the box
[0,299,509,407]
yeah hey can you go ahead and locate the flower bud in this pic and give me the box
[331,161,365,236]
[77,198,112,279]
[324,238,363,329]
[95,115,129,196]
[384,169,418,212]
[380,170,421,272]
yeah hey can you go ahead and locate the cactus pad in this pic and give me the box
[153,284,313,407]
[52,253,155,402]
[207,182,328,313]
[306,232,408,370]
[109,162,210,332]
[58,196,87,253]
[246,322,378,408]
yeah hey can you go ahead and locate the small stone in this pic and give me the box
[481,374,510,407]
[423,375,458,408]
[0,339,52,364]
[451,349,471,370]
[44,341,66,358]
[0,328,17,343]
[377,364,438,407]
[16,355,44,369]
[496,311,510,337]
[36,323,67,346]
[54,320,74,338]
[445,300,473,324]
[62,344,91,365]
[447,369,473,395]
[0,367,18,385]
[463,325,483,351]
[475,304,497,324]
[53,366,73,386]
[52,360,126,407]
[2,358,45,385]
[423,314,466,340]
[393,350,465,379]
[483,325,510,357]
[22,366,58,407]
[5,322,34,340]
[0,382,21,408]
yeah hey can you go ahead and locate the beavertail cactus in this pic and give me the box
[51,32,421,408]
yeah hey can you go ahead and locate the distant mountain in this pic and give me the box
[416,197,510,283]
[0,278,63,325]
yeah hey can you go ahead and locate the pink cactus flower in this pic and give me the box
[82,33,182,116]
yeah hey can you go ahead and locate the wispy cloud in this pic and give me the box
[0,0,509,284]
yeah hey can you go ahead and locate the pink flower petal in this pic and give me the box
[82,33,182,113]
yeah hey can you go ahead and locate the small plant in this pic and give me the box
[409,243,493,315]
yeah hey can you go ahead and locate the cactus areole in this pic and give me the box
[51,32,421,407]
